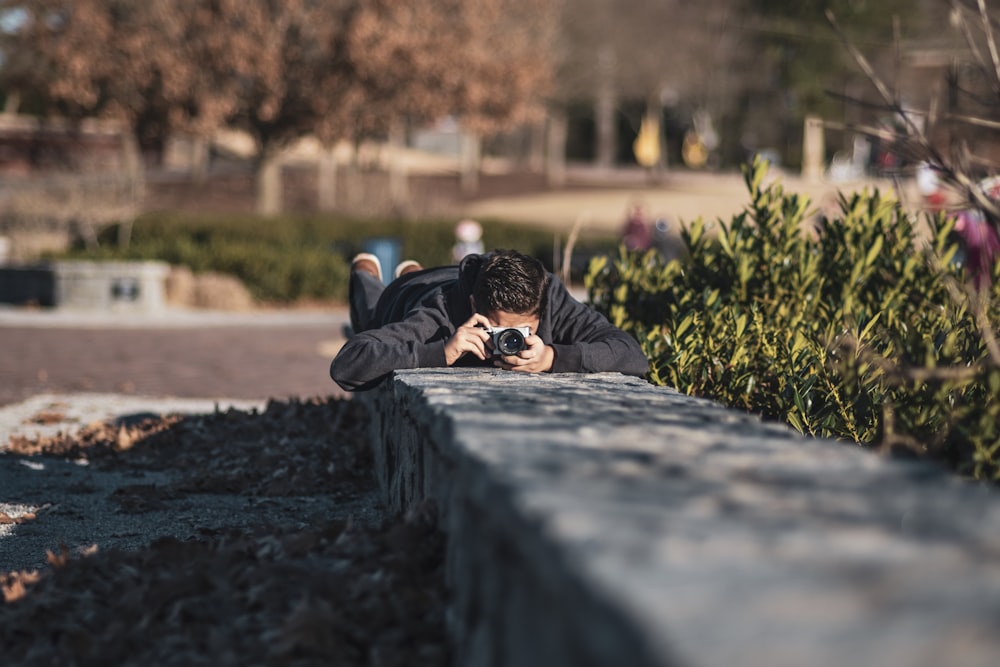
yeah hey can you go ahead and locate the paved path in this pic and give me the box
[0,307,351,408]
[463,168,911,232]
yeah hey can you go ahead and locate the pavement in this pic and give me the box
[0,304,351,408]
[463,167,910,232]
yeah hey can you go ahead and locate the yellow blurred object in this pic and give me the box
[682,130,708,168]
[633,113,661,168]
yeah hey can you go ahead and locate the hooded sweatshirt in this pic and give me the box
[330,253,649,392]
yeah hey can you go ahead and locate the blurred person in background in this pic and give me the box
[621,202,652,252]
[452,219,485,263]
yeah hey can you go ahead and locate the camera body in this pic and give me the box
[486,326,531,356]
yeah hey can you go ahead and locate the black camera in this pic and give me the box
[486,326,531,356]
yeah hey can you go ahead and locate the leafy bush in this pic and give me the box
[53,212,611,303]
[586,158,1000,480]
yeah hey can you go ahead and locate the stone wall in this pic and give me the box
[0,261,169,312]
[364,369,1000,667]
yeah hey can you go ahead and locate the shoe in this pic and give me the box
[351,253,382,283]
[394,260,423,279]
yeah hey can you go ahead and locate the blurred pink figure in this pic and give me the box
[955,209,1000,289]
[621,203,652,252]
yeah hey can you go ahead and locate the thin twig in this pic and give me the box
[943,110,1000,129]
[954,0,989,70]
[973,289,1000,364]
[878,402,930,456]
[827,7,1000,224]
[560,211,588,286]
[979,0,1000,85]
[826,11,907,129]
[838,333,986,384]
[893,15,902,101]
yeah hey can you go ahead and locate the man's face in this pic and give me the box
[485,309,540,334]
[471,297,540,334]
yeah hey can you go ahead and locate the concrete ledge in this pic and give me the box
[366,369,1000,667]
[52,260,169,312]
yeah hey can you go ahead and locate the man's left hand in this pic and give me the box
[493,334,554,373]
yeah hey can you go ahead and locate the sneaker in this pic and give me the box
[351,253,382,283]
[394,260,423,279]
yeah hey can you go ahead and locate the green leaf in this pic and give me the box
[864,234,884,268]
[859,312,882,342]
[735,313,749,339]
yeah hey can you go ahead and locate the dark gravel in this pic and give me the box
[0,397,450,666]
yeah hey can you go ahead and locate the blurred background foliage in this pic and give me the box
[53,212,617,303]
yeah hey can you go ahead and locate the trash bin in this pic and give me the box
[362,237,402,285]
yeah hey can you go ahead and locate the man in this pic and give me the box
[330,248,648,392]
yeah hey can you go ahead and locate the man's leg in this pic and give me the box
[348,253,384,333]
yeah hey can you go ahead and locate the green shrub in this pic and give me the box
[53,211,610,303]
[586,158,1000,481]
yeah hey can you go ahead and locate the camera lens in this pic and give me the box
[495,329,526,355]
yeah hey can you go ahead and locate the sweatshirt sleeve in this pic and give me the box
[330,307,453,392]
[546,281,649,377]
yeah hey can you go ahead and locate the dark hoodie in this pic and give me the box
[329,253,649,392]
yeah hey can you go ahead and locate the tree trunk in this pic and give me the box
[122,130,145,199]
[547,109,568,187]
[388,122,409,211]
[528,120,546,173]
[119,130,145,248]
[801,115,824,182]
[317,144,338,212]
[595,44,617,170]
[190,135,210,186]
[3,91,20,114]
[460,132,481,195]
[256,150,283,216]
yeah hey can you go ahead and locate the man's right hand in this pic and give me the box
[444,313,492,365]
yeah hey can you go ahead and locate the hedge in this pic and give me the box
[55,212,616,303]
[586,158,1000,481]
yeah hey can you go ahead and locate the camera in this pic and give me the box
[486,326,531,356]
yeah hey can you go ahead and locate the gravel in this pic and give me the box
[0,395,450,666]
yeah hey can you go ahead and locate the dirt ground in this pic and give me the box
[1,398,449,666]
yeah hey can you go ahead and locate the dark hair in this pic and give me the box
[472,249,549,316]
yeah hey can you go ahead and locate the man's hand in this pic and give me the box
[494,334,554,373]
[444,313,492,365]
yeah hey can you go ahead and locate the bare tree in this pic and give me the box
[0,0,560,215]
[337,0,558,196]
[0,1,182,184]
[828,0,1000,227]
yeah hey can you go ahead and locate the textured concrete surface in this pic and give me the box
[368,369,1000,667]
